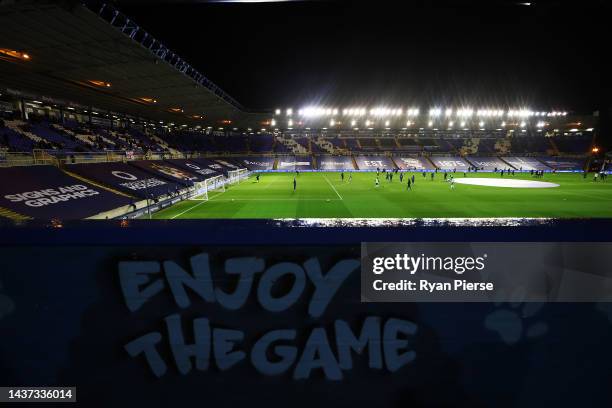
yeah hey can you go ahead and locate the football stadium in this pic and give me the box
[3,1,612,407]
[0,1,610,222]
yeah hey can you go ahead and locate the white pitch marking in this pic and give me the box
[208,198,341,201]
[170,190,226,219]
[323,174,343,199]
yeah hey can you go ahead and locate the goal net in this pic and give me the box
[193,175,226,201]
[228,168,249,185]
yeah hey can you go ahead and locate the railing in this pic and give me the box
[0,149,592,169]
[0,150,57,167]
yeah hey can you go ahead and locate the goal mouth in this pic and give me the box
[228,168,250,185]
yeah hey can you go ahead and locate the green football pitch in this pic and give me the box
[151,172,612,219]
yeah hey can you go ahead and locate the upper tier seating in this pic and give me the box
[553,134,592,154]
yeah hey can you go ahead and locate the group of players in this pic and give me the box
[281,165,606,192]
[592,171,608,182]
[341,167,457,190]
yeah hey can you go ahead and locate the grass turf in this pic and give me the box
[151,172,612,219]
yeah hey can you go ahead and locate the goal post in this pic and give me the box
[228,168,249,185]
[193,174,226,201]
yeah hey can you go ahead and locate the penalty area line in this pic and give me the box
[210,198,342,201]
[170,190,226,219]
[187,191,227,201]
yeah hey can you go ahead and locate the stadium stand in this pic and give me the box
[0,165,131,219]
[553,134,592,154]
[249,134,274,153]
[311,136,336,154]
[218,134,249,154]
[494,138,512,155]
[378,138,397,150]
[392,156,436,170]
[419,138,442,152]
[358,138,379,151]
[56,122,116,151]
[309,140,324,153]
[214,158,243,171]
[354,155,396,170]
[277,156,314,170]
[396,138,422,152]
[0,123,37,151]
[294,137,311,153]
[275,136,309,154]
[344,138,360,151]
[500,156,551,171]
[1,116,599,164]
[129,160,203,185]
[510,135,553,154]
[458,138,479,155]
[476,138,499,154]
[317,155,355,170]
[165,158,223,177]
[327,136,347,152]
[168,131,222,153]
[428,156,471,170]
[177,157,227,176]
[466,156,514,171]
[66,162,184,199]
[27,121,83,150]
[231,156,275,171]
[443,138,464,152]
[537,157,586,171]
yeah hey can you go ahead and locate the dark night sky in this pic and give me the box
[116,0,610,115]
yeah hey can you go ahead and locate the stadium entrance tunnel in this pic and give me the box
[453,178,560,188]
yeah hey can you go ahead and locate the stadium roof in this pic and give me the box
[0,0,269,128]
